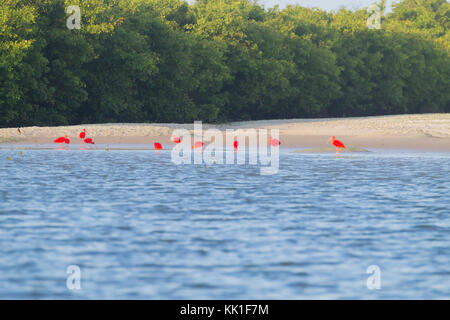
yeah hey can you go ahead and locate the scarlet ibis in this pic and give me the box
[79,128,86,140]
[269,137,281,146]
[154,142,162,150]
[172,136,181,144]
[192,141,204,150]
[233,140,238,151]
[328,136,346,155]
[54,136,66,144]
[79,129,86,145]
[83,138,95,149]
[54,135,70,149]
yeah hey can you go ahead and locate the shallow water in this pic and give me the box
[0,148,449,299]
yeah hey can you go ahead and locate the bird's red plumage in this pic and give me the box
[333,139,345,148]
[54,137,66,143]
[192,141,204,149]
[172,137,181,143]
[270,137,281,146]
[154,142,162,150]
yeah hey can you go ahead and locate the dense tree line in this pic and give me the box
[0,0,448,127]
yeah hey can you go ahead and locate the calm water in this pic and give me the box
[0,148,449,299]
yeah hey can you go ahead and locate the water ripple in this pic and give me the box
[0,150,449,299]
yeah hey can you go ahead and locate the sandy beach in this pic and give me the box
[1,114,450,151]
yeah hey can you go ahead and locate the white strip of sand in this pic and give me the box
[1,114,449,151]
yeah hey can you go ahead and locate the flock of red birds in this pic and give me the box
[53,130,346,154]
[53,128,95,148]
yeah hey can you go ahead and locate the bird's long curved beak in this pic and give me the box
[326,137,331,144]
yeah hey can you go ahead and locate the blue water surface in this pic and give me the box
[0,148,449,299]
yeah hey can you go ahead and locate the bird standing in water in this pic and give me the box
[328,136,346,155]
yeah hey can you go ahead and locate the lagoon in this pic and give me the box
[0,148,449,299]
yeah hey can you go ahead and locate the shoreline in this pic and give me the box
[1,114,450,152]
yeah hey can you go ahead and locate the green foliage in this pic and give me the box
[0,0,449,127]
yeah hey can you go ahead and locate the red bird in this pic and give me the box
[54,135,69,149]
[172,136,181,144]
[154,142,162,150]
[233,140,238,150]
[269,137,281,146]
[84,138,95,144]
[328,136,346,155]
[79,128,86,140]
[192,141,204,150]
[54,136,66,144]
